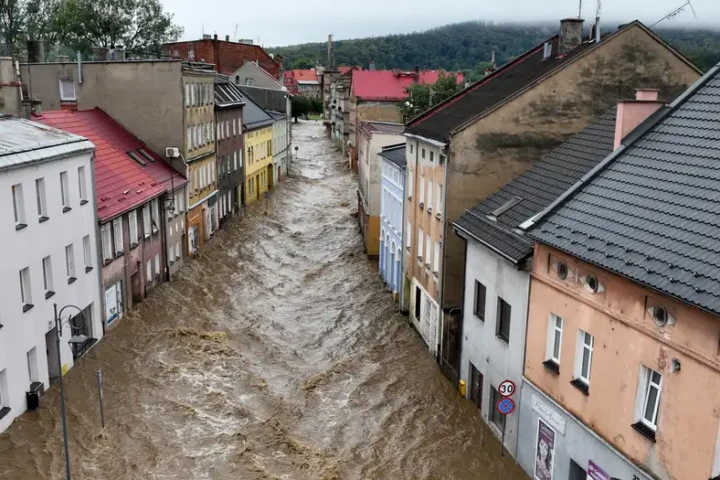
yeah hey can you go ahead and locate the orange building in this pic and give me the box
[517,68,720,480]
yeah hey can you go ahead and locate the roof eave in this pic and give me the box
[453,222,528,266]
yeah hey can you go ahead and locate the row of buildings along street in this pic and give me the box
[324,15,720,480]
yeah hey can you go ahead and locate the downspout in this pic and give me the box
[518,253,534,456]
[399,164,407,313]
[89,151,106,338]
[438,144,450,363]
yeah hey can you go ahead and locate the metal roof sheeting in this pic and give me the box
[0,114,94,170]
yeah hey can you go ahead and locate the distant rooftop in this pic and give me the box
[379,143,407,168]
[362,121,406,135]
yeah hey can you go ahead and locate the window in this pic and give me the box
[407,170,413,198]
[234,151,239,171]
[151,200,159,233]
[65,244,76,280]
[0,369,8,411]
[83,235,92,271]
[406,222,411,249]
[42,256,54,295]
[155,253,160,278]
[474,281,487,320]
[490,386,506,430]
[60,171,70,211]
[433,241,440,275]
[415,286,421,319]
[35,178,48,220]
[113,218,124,254]
[187,127,192,150]
[540,315,561,373]
[12,183,26,227]
[636,366,663,432]
[27,348,38,383]
[427,179,433,211]
[436,184,442,215]
[143,204,151,237]
[20,267,32,309]
[129,210,139,247]
[410,144,414,154]
[101,223,112,261]
[185,84,191,106]
[77,166,88,204]
[421,148,426,159]
[496,297,511,343]
[146,260,152,284]
[175,241,180,259]
[419,177,424,207]
[418,228,424,262]
[573,330,594,391]
[425,233,431,268]
[168,240,174,265]
[59,78,75,101]
[430,151,434,162]
[233,118,237,136]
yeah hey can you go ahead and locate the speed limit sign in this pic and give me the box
[498,380,516,397]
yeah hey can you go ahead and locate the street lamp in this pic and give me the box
[51,303,88,480]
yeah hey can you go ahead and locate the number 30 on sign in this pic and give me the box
[498,380,516,397]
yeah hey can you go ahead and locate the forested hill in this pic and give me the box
[268,22,720,79]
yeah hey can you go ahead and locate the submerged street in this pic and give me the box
[0,121,527,480]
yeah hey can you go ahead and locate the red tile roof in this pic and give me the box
[351,70,463,101]
[35,109,185,222]
[339,66,361,75]
[287,69,320,83]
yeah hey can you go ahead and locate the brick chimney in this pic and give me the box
[614,89,664,149]
[558,18,584,55]
[0,57,23,117]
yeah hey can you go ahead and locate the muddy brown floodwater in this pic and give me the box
[0,120,529,480]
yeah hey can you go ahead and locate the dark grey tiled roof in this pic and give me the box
[453,108,617,263]
[267,110,287,121]
[241,93,273,131]
[528,66,720,316]
[379,143,406,168]
[238,86,288,115]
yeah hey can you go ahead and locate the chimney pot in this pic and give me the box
[559,18,584,55]
[225,35,230,42]
[614,89,664,149]
[213,34,218,40]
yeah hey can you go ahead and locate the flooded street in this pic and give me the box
[0,121,527,480]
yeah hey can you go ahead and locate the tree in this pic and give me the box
[291,56,314,70]
[291,95,310,122]
[399,73,462,120]
[52,0,182,56]
[0,0,25,55]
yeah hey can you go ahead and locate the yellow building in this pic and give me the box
[182,68,217,253]
[241,96,274,205]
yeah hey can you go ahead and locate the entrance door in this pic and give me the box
[470,363,483,411]
[45,328,60,385]
[131,271,141,303]
[105,281,122,325]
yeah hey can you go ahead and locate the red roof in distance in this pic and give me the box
[286,69,320,83]
[351,70,464,101]
[35,108,186,223]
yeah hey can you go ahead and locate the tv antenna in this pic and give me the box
[234,24,238,42]
[578,0,582,19]
[650,0,697,28]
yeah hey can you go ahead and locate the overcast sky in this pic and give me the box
[161,0,720,46]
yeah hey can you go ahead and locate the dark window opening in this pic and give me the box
[490,386,506,430]
[470,363,483,412]
[415,287,421,319]
[474,281,486,321]
[496,298,511,343]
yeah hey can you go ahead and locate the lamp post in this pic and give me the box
[53,303,89,480]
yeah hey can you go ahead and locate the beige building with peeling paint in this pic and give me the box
[403,19,701,382]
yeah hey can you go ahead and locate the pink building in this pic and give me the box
[517,71,720,479]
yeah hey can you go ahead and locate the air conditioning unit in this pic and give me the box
[26,382,44,410]
[165,147,180,159]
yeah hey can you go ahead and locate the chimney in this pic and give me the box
[369,61,375,71]
[614,89,663,149]
[558,18,584,55]
[92,47,108,61]
[327,34,333,69]
[0,57,23,117]
[225,35,230,42]
[213,34,218,40]
[27,40,44,63]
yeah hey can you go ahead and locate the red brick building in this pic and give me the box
[163,36,282,79]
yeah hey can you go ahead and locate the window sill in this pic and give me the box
[496,334,509,345]
[130,242,139,250]
[419,203,424,210]
[631,422,657,443]
[68,277,77,284]
[103,258,113,266]
[63,206,71,213]
[80,199,89,206]
[115,252,124,258]
[417,257,423,264]
[152,229,159,236]
[22,304,34,313]
[474,314,485,322]
[425,263,431,270]
[15,223,27,231]
[45,291,55,300]
[0,407,10,420]
[570,378,589,395]
[427,208,432,214]
[85,266,93,273]
[436,213,442,221]
[543,360,560,375]
[39,216,49,223]
[433,271,439,278]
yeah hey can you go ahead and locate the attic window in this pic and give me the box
[127,151,146,166]
[138,149,156,163]
[487,196,522,221]
[59,78,76,101]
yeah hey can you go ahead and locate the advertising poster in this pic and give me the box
[588,461,610,480]
[534,418,556,480]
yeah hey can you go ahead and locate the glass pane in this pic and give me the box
[644,385,659,422]
[555,316,563,328]
[553,333,561,358]
[651,371,661,385]
[584,332,592,346]
[582,348,590,377]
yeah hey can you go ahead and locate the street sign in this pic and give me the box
[498,379,516,397]
[496,397,515,415]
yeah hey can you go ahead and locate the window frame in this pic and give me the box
[113,218,124,254]
[20,266,33,308]
[65,243,76,280]
[78,166,88,204]
[101,223,113,262]
[496,297,511,343]
[36,178,48,220]
[83,235,92,271]
[42,255,54,294]
[489,386,506,430]
[473,280,487,321]
[640,366,663,431]
[60,171,70,211]
[128,210,139,247]
[12,183,26,227]
[547,313,563,364]
[575,330,594,386]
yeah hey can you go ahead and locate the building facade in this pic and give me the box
[164,36,281,79]
[269,111,290,183]
[378,143,406,300]
[231,61,285,89]
[214,79,245,226]
[356,121,405,257]
[0,116,103,433]
[403,19,701,383]
[283,69,321,97]
[518,67,720,480]
[241,95,274,205]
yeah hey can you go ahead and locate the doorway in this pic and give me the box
[470,362,483,411]
[569,460,586,480]
[45,328,60,385]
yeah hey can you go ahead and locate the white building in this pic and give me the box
[0,115,103,433]
[269,111,290,183]
[450,107,617,457]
